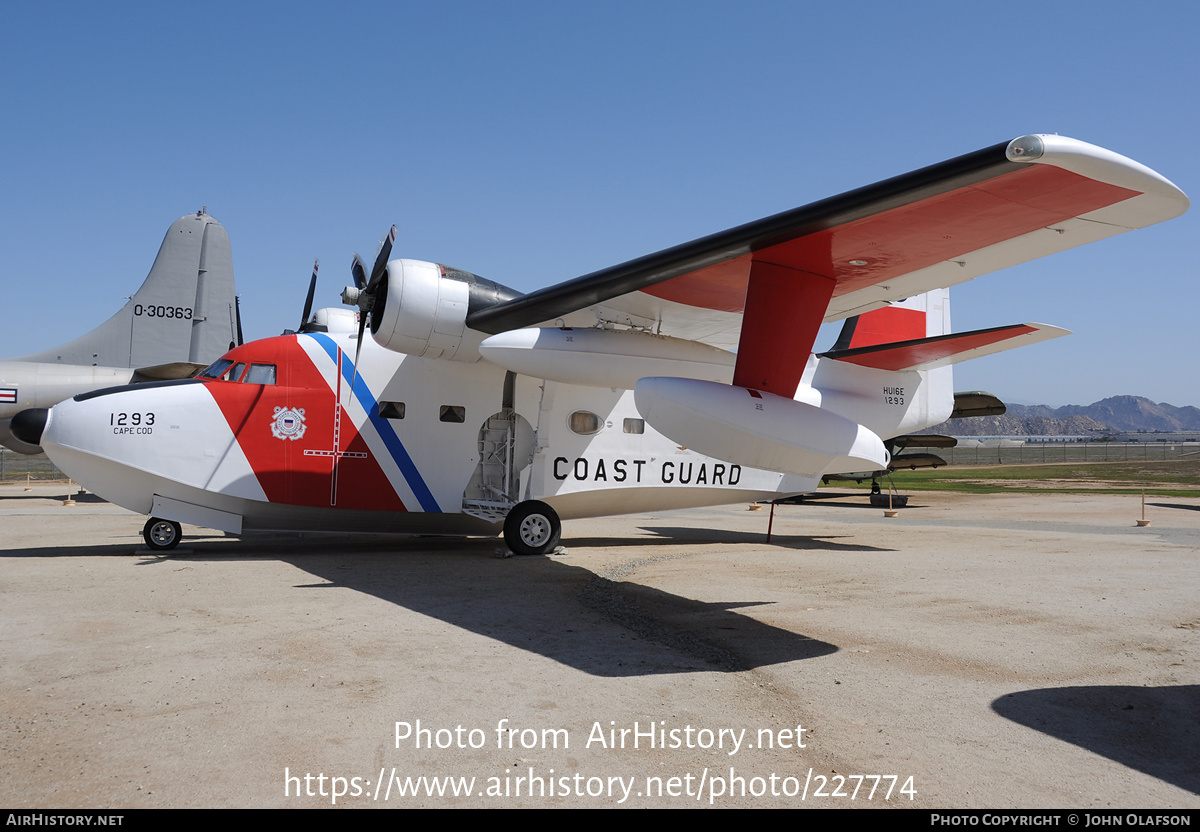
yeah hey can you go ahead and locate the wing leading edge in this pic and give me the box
[468,135,1187,396]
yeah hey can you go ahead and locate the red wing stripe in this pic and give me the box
[641,165,1138,312]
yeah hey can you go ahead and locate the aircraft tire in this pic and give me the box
[503,501,561,556]
[143,517,182,551]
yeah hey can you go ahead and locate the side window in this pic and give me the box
[244,364,277,385]
[379,401,405,420]
[569,411,602,435]
[623,418,645,434]
[223,362,247,382]
[439,405,465,423]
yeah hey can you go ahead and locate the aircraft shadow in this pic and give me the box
[0,490,107,503]
[1148,502,1200,513]
[568,526,895,552]
[4,531,839,676]
[280,542,838,677]
[786,498,928,512]
[991,685,1200,795]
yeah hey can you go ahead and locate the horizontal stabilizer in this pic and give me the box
[132,362,207,382]
[951,391,1007,419]
[819,323,1069,371]
[890,434,958,450]
[890,452,947,470]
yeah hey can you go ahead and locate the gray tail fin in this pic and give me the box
[17,210,238,370]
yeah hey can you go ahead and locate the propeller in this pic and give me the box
[341,225,397,392]
[298,260,319,332]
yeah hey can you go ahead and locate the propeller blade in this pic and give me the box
[350,254,367,291]
[235,296,244,346]
[341,225,397,393]
[354,309,367,364]
[299,260,319,331]
[349,306,368,400]
[365,225,396,292]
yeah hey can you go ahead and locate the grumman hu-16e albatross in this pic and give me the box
[0,210,240,454]
[13,136,1187,553]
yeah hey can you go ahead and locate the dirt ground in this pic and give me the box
[1,485,1197,808]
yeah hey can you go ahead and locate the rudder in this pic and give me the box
[829,287,950,351]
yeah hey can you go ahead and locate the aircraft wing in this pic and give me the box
[467,134,1187,397]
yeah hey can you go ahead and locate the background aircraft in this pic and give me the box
[15,135,1188,552]
[0,210,240,453]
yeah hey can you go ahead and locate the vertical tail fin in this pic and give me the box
[16,211,238,369]
[830,287,950,351]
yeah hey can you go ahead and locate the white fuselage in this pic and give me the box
[37,328,946,537]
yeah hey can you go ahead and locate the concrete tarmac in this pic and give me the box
[1,485,1197,808]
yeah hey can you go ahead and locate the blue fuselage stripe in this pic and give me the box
[308,334,441,513]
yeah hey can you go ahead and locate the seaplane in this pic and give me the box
[11,135,1187,554]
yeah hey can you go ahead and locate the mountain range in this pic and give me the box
[927,395,1200,436]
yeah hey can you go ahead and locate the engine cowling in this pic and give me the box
[370,259,518,361]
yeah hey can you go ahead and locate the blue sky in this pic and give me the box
[1,2,1195,407]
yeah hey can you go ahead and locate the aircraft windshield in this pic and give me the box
[197,358,235,379]
[196,359,276,385]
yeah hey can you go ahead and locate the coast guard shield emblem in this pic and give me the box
[271,406,307,440]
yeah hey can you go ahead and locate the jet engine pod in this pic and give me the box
[635,377,889,477]
[370,259,471,360]
[479,327,735,388]
[10,408,49,447]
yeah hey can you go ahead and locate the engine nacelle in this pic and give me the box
[369,259,522,361]
[370,259,472,360]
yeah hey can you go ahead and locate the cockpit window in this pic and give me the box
[198,358,276,384]
[244,364,277,385]
[197,358,235,379]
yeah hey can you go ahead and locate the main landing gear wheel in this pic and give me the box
[503,501,561,556]
[142,517,182,551]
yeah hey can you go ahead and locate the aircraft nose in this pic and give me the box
[10,408,49,446]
